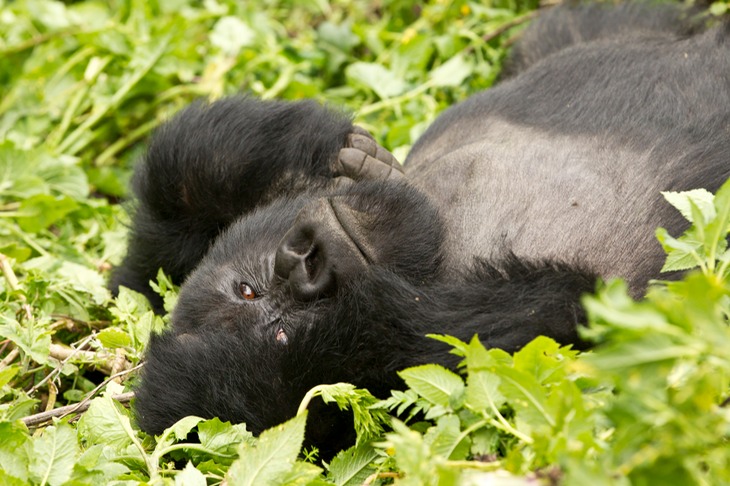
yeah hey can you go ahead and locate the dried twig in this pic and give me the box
[21,391,135,427]
[0,347,20,370]
[28,336,98,395]
[22,362,143,427]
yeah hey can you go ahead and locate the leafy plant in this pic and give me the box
[1,0,728,484]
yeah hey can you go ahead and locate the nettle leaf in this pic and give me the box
[97,327,132,349]
[77,393,136,454]
[512,336,576,385]
[0,144,87,201]
[318,21,360,52]
[198,417,255,456]
[496,366,555,434]
[278,461,323,485]
[656,227,704,272]
[0,318,52,365]
[399,364,465,409]
[38,154,88,200]
[162,416,205,446]
[346,62,408,99]
[326,442,379,486]
[227,413,308,485]
[704,178,730,258]
[0,366,19,388]
[465,370,504,413]
[210,16,255,56]
[28,423,78,486]
[661,189,715,224]
[581,280,676,337]
[385,419,436,484]
[56,261,110,306]
[429,54,474,88]
[425,414,470,460]
[0,421,30,482]
[175,462,207,486]
[71,444,129,483]
[16,194,79,233]
[309,383,389,443]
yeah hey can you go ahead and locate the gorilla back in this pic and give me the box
[114,4,730,456]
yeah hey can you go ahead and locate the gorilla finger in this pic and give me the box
[337,148,405,181]
[350,125,375,140]
[346,134,403,175]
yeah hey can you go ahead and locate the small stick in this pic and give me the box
[21,391,136,427]
[21,363,142,427]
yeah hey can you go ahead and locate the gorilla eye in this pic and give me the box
[238,282,257,300]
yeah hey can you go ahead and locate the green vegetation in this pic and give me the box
[0,0,728,484]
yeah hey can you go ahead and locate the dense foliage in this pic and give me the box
[0,0,728,484]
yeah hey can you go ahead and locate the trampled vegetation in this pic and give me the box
[0,1,728,484]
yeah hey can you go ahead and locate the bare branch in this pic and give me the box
[21,392,135,427]
[21,362,143,427]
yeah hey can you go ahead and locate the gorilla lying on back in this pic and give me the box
[111,3,730,455]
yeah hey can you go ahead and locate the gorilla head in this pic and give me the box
[134,180,447,452]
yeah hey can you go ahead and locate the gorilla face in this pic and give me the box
[172,179,443,336]
[134,179,443,447]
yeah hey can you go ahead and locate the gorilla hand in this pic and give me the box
[335,126,404,181]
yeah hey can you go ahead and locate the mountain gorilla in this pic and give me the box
[111,3,730,456]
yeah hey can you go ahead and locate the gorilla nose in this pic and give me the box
[274,198,369,301]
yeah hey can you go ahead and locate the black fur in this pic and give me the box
[111,4,730,455]
[110,98,354,311]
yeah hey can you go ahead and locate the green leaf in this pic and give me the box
[70,444,129,484]
[0,366,19,388]
[210,16,255,55]
[0,319,52,365]
[162,415,205,444]
[0,421,30,482]
[656,227,703,272]
[28,423,78,486]
[399,364,465,409]
[465,370,504,412]
[303,383,388,443]
[76,394,135,454]
[425,414,470,460]
[346,62,408,99]
[175,462,207,486]
[326,442,378,486]
[198,418,254,456]
[97,327,132,349]
[384,419,435,484]
[512,336,575,385]
[661,189,715,224]
[16,195,78,233]
[496,366,555,432]
[226,413,307,485]
[429,54,474,87]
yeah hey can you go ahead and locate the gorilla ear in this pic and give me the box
[274,198,368,301]
[335,127,404,181]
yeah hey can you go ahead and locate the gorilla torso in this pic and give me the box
[408,28,730,290]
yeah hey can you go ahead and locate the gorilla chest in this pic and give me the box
[409,120,670,288]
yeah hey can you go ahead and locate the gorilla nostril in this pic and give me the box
[275,222,334,300]
[304,247,319,279]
